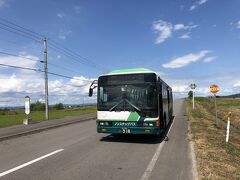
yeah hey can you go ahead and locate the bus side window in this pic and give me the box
[100,87,108,102]
[103,93,108,102]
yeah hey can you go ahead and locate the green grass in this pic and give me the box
[217,99,240,107]
[187,97,240,179]
[0,106,96,128]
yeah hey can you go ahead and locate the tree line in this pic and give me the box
[30,101,64,111]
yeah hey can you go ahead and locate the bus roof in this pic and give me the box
[107,68,155,75]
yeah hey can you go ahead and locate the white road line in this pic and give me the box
[140,117,176,180]
[0,149,64,178]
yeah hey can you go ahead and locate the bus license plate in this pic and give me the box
[122,128,131,134]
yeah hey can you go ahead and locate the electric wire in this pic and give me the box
[0,25,41,43]
[0,51,40,62]
[0,18,105,73]
[49,40,108,72]
[0,63,92,82]
[0,51,83,75]
[0,17,44,38]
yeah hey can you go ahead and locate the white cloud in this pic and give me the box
[203,56,217,63]
[237,21,240,29]
[0,52,96,106]
[153,20,198,44]
[0,73,95,106]
[198,0,208,5]
[57,13,66,18]
[172,85,188,93]
[156,71,166,77]
[0,0,7,8]
[0,53,39,70]
[153,20,173,44]
[233,81,240,87]
[179,33,190,39]
[190,5,197,11]
[162,50,210,68]
[190,0,208,11]
[70,76,91,87]
[58,30,72,40]
[174,24,198,31]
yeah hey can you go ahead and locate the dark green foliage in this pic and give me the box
[30,101,45,111]
[52,103,64,110]
[0,108,9,115]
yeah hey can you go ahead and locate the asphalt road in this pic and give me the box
[0,99,196,180]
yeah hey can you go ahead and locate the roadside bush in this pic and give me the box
[30,101,45,111]
[52,103,64,110]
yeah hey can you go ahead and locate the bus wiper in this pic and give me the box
[109,99,125,112]
[124,99,141,112]
[109,98,141,112]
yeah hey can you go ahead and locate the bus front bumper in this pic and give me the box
[97,126,161,135]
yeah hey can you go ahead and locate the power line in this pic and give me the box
[0,21,41,40]
[0,17,44,38]
[0,63,92,82]
[49,40,108,72]
[48,43,104,71]
[0,50,82,75]
[0,18,107,73]
[0,51,40,62]
[0,25,41,43]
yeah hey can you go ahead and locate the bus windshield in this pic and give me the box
[97,74,157,112]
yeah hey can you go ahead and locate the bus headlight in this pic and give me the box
[99,122,105,126]
[143,122,149,126]
[99,122,111,126]
[143,122,155,127]
[149,123,154,127]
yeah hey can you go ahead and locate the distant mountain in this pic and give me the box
[221,93,240,98]
[0,103,96,110]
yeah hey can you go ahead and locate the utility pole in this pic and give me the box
[190,83,197,109]
[193,90,195,109]
[44,38,49,120]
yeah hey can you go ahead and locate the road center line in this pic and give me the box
[0,149,64,177]
[140,117,176,180]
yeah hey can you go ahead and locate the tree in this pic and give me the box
[52,103,64,110]
[30,101,45,111]
[188,91,193,99]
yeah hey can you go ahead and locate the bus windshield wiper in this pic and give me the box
[124,99,141,112]
[109,98,141,112]
[109,99,125,112]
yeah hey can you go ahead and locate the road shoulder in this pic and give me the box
[0,113,96,141]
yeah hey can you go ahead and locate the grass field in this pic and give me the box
[187,97,240,179]
[0,106,96,128]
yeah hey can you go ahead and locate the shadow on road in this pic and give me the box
[100,116,175,144]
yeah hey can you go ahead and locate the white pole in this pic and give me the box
[192,90,195,109]
[214,94,218,126]
[226,113,231,143]
[226,118,230,143]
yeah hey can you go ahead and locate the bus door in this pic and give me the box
[167,88,170,122]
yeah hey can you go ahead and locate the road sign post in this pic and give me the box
[209,84,220,127]
[190,83,197,109]
[226,112,231,143]
[24,96,30,125]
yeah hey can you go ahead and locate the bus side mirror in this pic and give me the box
[89,88,93,97]
[89,80,98,97]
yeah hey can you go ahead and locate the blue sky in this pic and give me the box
[0,0,240,106]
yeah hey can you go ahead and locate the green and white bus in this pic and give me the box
[89,68,173,135]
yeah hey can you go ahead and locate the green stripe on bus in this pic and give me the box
[127,112,140,121]
[108,68,153,75]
